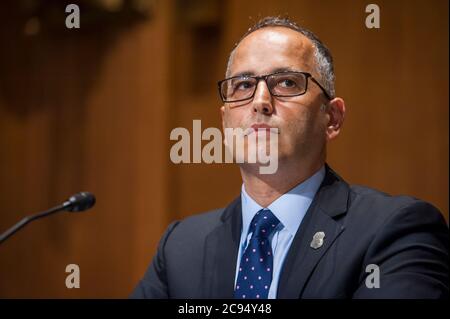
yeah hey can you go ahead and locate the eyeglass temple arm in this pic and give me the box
[310,77,333,100]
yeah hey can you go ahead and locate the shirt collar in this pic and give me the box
[240,166,326,238]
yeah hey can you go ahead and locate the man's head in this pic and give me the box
[226,16,336,99]
[220,16,345,173]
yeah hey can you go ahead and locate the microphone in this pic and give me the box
[0,192,95,244]
[63,192,96,212]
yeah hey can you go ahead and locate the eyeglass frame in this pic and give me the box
[217,71,332,103]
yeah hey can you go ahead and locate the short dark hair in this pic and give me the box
[226,16,335,98]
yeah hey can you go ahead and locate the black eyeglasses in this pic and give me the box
[218,71,332,103]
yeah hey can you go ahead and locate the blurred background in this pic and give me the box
[0,0,448,298]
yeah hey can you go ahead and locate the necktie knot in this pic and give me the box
[249,209,280,238]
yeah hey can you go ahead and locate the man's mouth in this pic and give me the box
[243,123,279,136]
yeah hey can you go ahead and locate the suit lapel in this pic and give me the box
[202,197,242,298]
[277,165,349,298]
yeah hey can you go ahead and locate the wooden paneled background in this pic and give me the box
[0,0,448,297]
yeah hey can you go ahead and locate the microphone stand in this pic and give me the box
[0,193,94,245]
[0,203,69,244]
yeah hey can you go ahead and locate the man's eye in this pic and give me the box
[235,81,254,90]
[278,79,297,88]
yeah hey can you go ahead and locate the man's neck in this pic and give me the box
[240,159,325,208]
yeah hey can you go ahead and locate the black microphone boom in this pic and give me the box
[0,192,95,244]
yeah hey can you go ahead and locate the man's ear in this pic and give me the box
[325,97,345,141]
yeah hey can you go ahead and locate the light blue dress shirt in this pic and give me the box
[234,166,325,298]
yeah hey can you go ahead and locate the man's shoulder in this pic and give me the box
[349,183,431,210]
[345,183,445,229]
[164,206,228,243]
[179,207,226,229]
[325,165,443,222]
[350,183,415,206]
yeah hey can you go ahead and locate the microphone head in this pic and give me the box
[65,192,96,212]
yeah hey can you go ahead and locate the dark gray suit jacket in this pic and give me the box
[131,165,449,298]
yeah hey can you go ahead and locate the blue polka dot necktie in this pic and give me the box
[234,209,280,299]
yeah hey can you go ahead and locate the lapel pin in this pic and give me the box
[310,231,325,249]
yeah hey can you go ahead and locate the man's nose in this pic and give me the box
[252,80,274,115]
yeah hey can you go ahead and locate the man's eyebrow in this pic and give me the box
[231,71,255,78]
[230,67,300,78]
[271,67,299,73]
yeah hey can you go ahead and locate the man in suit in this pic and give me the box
[131,17,449,299]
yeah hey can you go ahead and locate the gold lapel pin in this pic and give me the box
[310,231,325,249]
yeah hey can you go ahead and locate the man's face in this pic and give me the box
[221,27,331,168]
